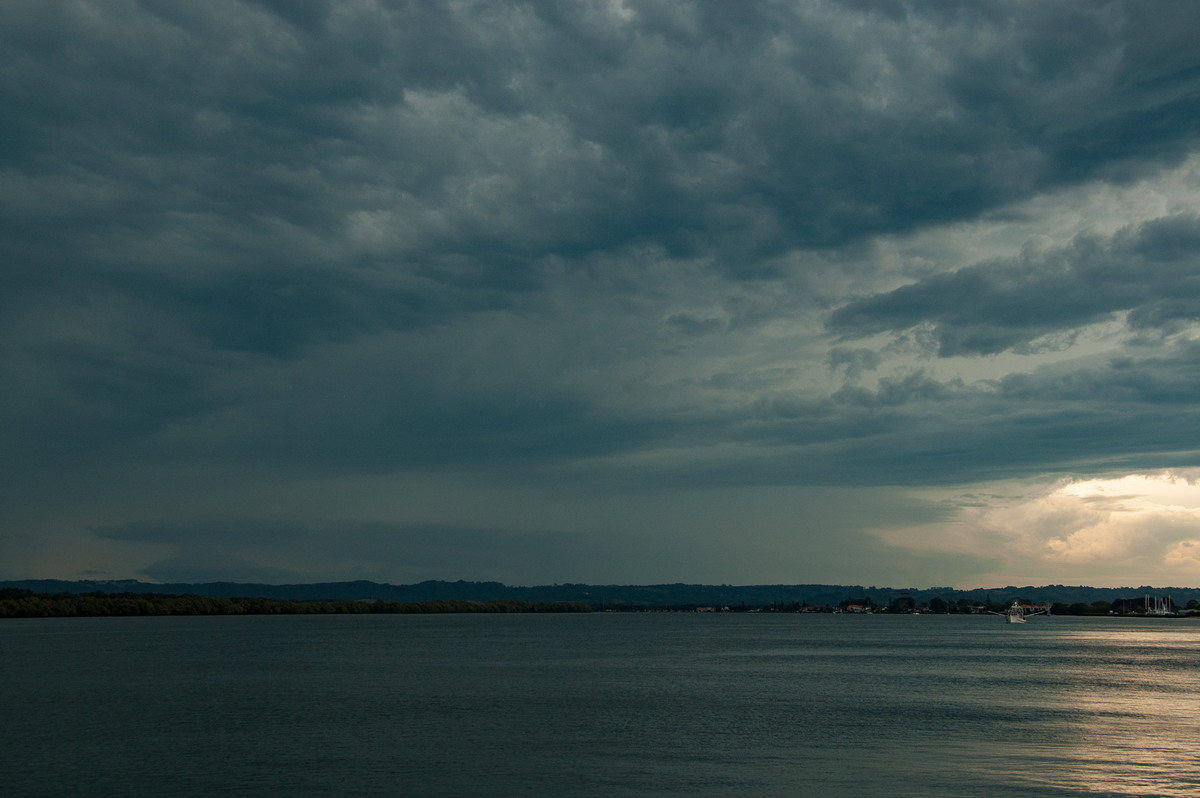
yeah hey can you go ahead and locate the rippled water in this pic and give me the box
[4,613,1199,796]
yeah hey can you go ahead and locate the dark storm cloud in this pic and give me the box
[6,1,1196,283]
[6,0,1199,298]
[92,519,306,545]
[828,347,883,379]
[726,336,1200,487]
[4,1,1194,401]
[6,1,1200,584]
[998,338,1200,406]
[93,517,590,584]
[828,213,1200,356]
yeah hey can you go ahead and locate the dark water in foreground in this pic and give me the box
[3,613,1199,797]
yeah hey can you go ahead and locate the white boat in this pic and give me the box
[992,600,1049,623]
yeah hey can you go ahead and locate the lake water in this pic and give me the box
[3,613,1200,796]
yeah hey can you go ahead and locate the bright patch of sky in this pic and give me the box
[888,471,1200,588]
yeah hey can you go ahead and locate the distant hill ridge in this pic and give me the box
[4,579,1199,608]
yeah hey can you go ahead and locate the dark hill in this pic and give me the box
[4,579,1199,609]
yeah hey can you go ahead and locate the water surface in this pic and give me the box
[4,613,1199,796]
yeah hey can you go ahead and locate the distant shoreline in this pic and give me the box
[0,589,592,618]
[3,585,1197,619]
[4,578,1200,612]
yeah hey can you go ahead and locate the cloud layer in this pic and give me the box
[4,0,1200,587]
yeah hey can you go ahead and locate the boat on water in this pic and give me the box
[992,601,1050,624]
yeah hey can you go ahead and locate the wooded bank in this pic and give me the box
[0,589,593,618]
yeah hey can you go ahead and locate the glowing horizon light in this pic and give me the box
[1040,472,1200,567]
[1060,471,1200,508]
[890,470,1200,588]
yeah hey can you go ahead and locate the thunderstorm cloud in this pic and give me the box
[5,0,1200,588]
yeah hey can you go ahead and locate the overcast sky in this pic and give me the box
[5,0,1200,589]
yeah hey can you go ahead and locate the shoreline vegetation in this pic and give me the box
[8,577,1200,609]
[2,586,1197,619]
[0,589,592,618]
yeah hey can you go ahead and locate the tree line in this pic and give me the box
[0,589,592,618]
[9,578,1200,609]
[837,594,1198,615]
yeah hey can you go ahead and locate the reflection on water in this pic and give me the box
[1014,628,1200,797]
[3,614,1200,797]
